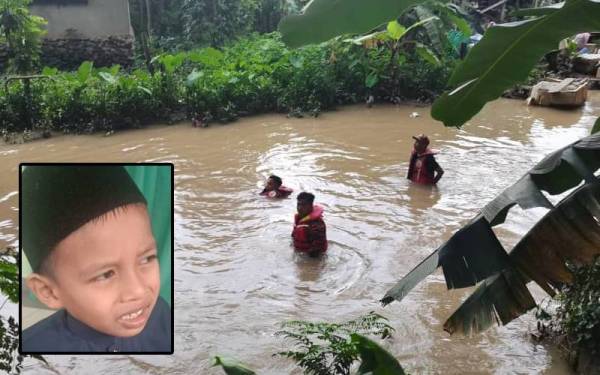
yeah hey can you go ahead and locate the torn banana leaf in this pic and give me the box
[443,268,535,335]
[381,216,510,305]
[382,132,600,306]
[444,181,600,335]
[484,132,600,224]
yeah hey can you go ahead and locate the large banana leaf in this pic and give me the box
[382,132,600,306]
[278,0,600,128]
[445,181,600,335]
[431,0,600,127]
[278,0,425,48]
[381,215,511,305]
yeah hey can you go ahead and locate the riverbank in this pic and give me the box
[0,33,454,139]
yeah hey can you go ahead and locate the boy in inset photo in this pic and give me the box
[20,164,172,353]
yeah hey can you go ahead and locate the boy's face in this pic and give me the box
[297,200,313,218]
[265,178,278,191]
[414,140,428,154]
[30,204,160,338]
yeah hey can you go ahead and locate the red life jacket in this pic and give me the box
[260,185,293,198]
[408,148,437,184]
[292,205,327,253]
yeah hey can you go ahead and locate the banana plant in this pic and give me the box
[278,0,600,128]
[346,16,440,91]
[349,16,440,63]
[381,128,600,335]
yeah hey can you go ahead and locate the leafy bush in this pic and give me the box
[556,257,600,353]
[0,248,45,373]
[0,33,453,135]
[275,312,394,375]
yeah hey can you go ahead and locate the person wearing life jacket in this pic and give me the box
[407,134,444,184]
[260,175,293,198]
[292,192,327,257]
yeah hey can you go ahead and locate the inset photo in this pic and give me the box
[19,163,173,354]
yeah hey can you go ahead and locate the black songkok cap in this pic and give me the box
[22,165,147,272]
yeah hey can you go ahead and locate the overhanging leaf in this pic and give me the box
[445,181,600,335]
[352,334,406,375]
[212,356,256,375]
[278,0,425,48]
[431,0,600,127]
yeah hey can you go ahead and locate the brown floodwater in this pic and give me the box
[4,93,600,374]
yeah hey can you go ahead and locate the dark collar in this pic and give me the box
[63,310,120,350]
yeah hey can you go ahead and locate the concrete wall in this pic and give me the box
[30,0,132,39]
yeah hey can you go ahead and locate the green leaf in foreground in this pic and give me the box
[352,334,406,375]
[591,117,600,135]
[278,0,424,48]
[77,61,93,84]
[212,356,256,375]
[431,0,600,128]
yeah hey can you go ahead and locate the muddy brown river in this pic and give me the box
[3,93,600,374]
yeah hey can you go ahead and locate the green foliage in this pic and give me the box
[0,257,17,303]
[556,257,600,352]
[275,312,394,375]
[277,0,600,128]
[279,0,424,48]
[0,249,46,373]
[432,0,600,127]
[0,0,46,74]
[0,33,453,134]
[352,334,406,375]
[591,117,600,135]
[182,0,261,47]
[212,356,257,375]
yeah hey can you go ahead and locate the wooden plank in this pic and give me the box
[548,78,574,93]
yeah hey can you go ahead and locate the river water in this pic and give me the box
[3,93,599,374]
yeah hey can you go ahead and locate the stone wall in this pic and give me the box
[40,36,134,70]
[0,35,134,72]
[30,0,132,39]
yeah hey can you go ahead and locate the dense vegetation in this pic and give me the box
[213,312,405,375]
[0,33,454,135]
[556,257,600,354]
